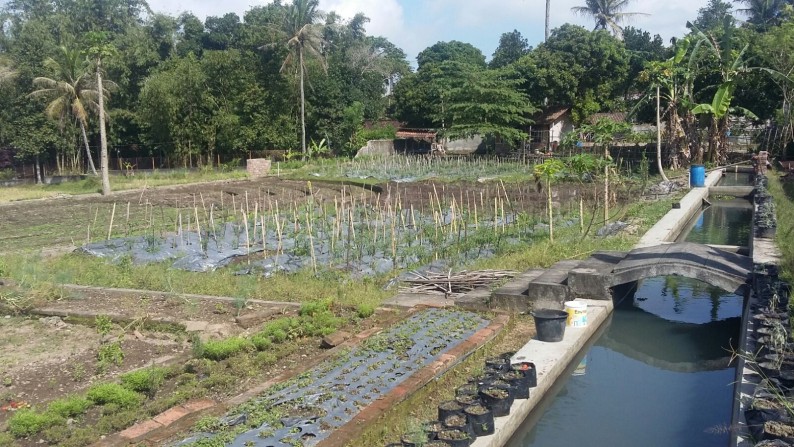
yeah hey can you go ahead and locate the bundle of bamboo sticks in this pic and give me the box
[398,269,517,298]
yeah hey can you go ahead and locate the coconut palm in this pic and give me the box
[545,0,551,41]
[571,0,647,39]
[29,46,100,175]
[263,0,326,159]
[735,0,786,28]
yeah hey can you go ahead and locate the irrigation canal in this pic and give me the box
[506,175,752,447]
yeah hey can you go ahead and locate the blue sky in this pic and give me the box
[147,0,726,64]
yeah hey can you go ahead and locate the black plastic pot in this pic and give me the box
[532,309,568,342]
[401,433,428,447]
[423,420,443,441]
[455,393,481,407]
[438,400,465,421]
[456,383,479,397]
[437,429,472,447]
[499,371,530,399]
[443,414,474,439]
[485,356,509,372]
[385,443,403,447]
[510,361,537,388]
[479,385,513,417]
[465,404,495,436]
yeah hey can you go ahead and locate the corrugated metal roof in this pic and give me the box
[396,129,437,140]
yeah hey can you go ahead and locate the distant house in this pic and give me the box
[528,107,574,152]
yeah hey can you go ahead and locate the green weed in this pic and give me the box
[201,337,254,361]
[47,395,92,417]
[120,367,167,396]
[7,409,64,438]
[86,383,143,408]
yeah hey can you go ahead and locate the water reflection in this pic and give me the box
[678,200,752,247]
[508,277,741,447]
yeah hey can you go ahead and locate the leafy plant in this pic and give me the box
[47,396,92,418]
[97,341,124,372]
[86,383,142,408]
[120,367,166,396]
[7,409,63,438]
[201,337,254,361]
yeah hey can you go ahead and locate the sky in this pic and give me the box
[146,0,725,64]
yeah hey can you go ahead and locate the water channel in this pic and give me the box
[506,177,752,447]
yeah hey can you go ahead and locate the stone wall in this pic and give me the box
[246,158,272,178]
[355,140,395,158]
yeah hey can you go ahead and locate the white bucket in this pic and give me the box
[564,301,588,327]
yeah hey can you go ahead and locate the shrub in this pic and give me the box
[120,367,166,395]
[251,334,272,351]
[299,299,332,316]
[8,409,63,438]
[201,337,254,361]
[356,303,375,318]
[86,383,143,408]
[47,395,92,417]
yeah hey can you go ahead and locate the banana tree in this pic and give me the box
[691,81,756,163]
[534,158,567,242]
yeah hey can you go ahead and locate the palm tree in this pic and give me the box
[29,46,100,175]
[735,0,785,28]
[0,56,17,85]
[571,0,647,39]
[263,0,326,159]
[545,0,551,41]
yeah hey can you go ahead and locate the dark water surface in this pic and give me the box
[507,276,742,447]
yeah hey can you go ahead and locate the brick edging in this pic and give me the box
[317,313,510,447]
[91,308,414,446]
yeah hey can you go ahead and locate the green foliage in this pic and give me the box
[200,337,254,360]
[416,41,487,69]
[86,383,143,408]
[97,341,125,371]
[490,30,531,69]
[252,300,341,348]
[95,314,114,336]
[120,367,167,395]
[7,409,64,438]
[47,396,92,417]
[356,303,376,318]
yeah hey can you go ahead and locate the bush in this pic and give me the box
[251,333,273,351]
[47,396,92,417]
[8,409,63,438]
[86,383,143,408]
[120,367,166,395]
[299,298,332,316]
[201,337,254,360]
[356,303,376,318]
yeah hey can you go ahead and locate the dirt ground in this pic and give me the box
[0,177,599,254]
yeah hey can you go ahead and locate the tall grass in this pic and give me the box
[768,176,794,281]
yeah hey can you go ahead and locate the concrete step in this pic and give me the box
[568,251,627,300]
[526,259,582,308]
[490,269,545,313]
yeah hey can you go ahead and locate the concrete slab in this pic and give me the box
[490,269,544,312]
[454,287,492,312]
[382,292,454,308]
[709,186,754,198]
[636,169,722,248]
[471,299,614,447]
[567,251,626,300]
[525,260,581,307]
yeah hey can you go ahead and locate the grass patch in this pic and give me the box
[0,169,248,203]
[120,367,167,395]
[7,409,64,438]
[46,395,92,417]
[200,337,255,361]
[86,383,143,408]
[769,175,794,281]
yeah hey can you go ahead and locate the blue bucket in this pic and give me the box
[690,164,706,187]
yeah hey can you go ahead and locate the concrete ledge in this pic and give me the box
[636,169,722,248]
[471,299,614,447]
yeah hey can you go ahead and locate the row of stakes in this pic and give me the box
[387,352,536,447]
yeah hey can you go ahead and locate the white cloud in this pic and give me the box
[145,0,713,63]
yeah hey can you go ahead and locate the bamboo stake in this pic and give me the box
[194,206,202,248]
[107,203,116,240]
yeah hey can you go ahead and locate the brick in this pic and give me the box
[153,406,189,426]
[181,399,215,413]
[235,309,280,329]
[246,159,272,178]
[321,331,352,348]
[119,419,163,440]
